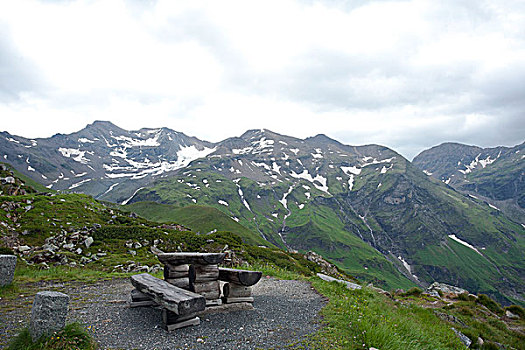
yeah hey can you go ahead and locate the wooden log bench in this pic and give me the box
[130,273,206,330]
[218,268,262,304]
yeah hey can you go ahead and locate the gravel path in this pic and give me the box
[0,277,326,349]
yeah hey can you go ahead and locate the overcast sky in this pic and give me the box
[1,0,524,159]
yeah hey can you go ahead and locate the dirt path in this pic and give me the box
[0,276,326,349]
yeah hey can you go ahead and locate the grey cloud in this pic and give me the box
[0,23,47,102]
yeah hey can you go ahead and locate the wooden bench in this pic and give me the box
[130,273,206,330]
[218,268,262,304]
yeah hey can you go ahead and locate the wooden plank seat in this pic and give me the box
[218,267,262,286]
[130,273,206,330]
[218,268,262,304]
[157,252,226,266]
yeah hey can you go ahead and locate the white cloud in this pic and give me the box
[0,0,524,159]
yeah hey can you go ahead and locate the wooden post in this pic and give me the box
[191,280,220,300]
[165,277,190,290]
[223,283,252,297]
[189,264,219,283]
[164,264,189,279]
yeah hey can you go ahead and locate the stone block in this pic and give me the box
[0,255,16,287]
[29,291,70,341]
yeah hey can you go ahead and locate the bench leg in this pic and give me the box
[130,289,158,308]
[162,309,200,331]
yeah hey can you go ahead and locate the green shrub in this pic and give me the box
[401,287,423,297]
[481,341,500,350]
[457,292,470,301]
[8,323,96,350]
[505,305,524,319]
[0,246,14,255]
[476,294,503,315]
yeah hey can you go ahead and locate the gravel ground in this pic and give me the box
[0,276,326,349]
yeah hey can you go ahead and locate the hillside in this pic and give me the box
[123,202,270,247]
[413,142,525,223]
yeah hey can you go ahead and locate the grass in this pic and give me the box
[7,323,96,350]
[123,202,270,246]
[0,264,134,302]
[304,280,465,350]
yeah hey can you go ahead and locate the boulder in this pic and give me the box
[452,327,471,348]
[84,237,94,248]
[0,255,16,286]
[29,291,69,341]
[427,282,468,296]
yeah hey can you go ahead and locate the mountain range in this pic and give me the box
[1,121,523,304]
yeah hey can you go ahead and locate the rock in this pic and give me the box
[150,246,164,255]
[477,337,484,346]
[452,327,471,348]
[133,242,142,249]
[29,291,69,341]
[17,245,31,253]
[42,244,59,253]
[316,273,362,290]
[75,248,83,255]
[425,290,441,298]
[62,243,74,250]
[435,312,468,327]
[506,310,519,319]
[129,250,137,256]
[305,251,340,276]
[84,237,94,248]
[427,282,468,296]
[3,176,15,184]
[0,255,17,287]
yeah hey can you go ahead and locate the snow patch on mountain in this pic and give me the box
[102,182,120,196]
[397,256,412,273]
[488,203,500,211]
[290,169,330,194]
[236,183,252,211]
[459,153,499,174]
[279,186,294,209]
[448,234,483,256]
[341,166,361,175]
[58,148,91,164]
[69,178,91,190]
[121,187,145,205]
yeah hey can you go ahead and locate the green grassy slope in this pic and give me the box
[124,202,270,247]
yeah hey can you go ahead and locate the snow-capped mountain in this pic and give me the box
[413,142,525,223]
[0,121,215,203]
